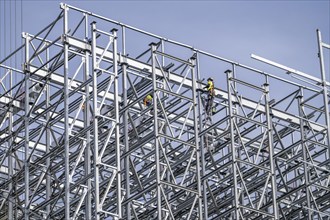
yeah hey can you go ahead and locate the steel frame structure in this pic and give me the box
[0,3,329,220]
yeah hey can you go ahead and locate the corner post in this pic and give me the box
[263,78,278,219]
[225,69,240,219]
[316,29,330,159]
[84,12,92,219]
[23,31,30,220]
[150,42,162,220]
[61,3,71,219]
[191,56,203,219]
[122,60,131,219]
[91,21,100,220]
[112,28,122,219]
[297,88,312,219]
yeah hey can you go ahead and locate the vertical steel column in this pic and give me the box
[150,42,162,220]
[263,79,278,219]
[161,39,165,66]
[112,28,122,219]
[122,61,131,219]
[233,65,244,209]
[297,88,312,219]
[161,39,170,198]
[91,21,100,220]
[122,26,126,56]
[61,3,71,219]
[46,44,51,217]
[23,32,30,220]
[225,69,240,219]
[84,13,92,219]
[8,69,13,220]
[191,57,203,219]
[316,29,330,159]
[196,52,208,219]
[161,41,172,203]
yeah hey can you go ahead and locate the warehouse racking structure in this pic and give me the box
[0,3,329,220]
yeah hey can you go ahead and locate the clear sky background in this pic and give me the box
[0,0,329,85]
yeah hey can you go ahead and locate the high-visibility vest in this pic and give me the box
[207,81,215,96]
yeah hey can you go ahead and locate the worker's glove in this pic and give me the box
[196,88,202,92]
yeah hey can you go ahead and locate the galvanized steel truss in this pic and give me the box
[0,3,329,220]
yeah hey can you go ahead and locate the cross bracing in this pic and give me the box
[0,3,329,220]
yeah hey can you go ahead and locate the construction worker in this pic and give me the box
[143,94,153,107]
[203,77,216,115]
[140,94,153,127]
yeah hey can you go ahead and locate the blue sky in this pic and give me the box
[0,0,329,83]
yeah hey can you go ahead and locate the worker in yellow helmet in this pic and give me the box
[143,94,153,107]
[143,94,153,117]
[203,77,216,115]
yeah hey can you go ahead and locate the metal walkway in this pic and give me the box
[0,3,329,220]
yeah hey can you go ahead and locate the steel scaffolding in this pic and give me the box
[0,3,329,220]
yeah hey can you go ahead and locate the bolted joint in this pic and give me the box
[85,47,92,53]
[95,158,101,165]
[82,42,92,53]
[263,84,270,93]
[149,42,158,49]
[90,21,97,31]
[120,61,129,67]
[23,63,30,73]
[62,34,69,44]
[189,58,196,67]
[45,74,52,81]
[190,58,197,65]
[21,32,30,39]
[111,28,118,35]
[224,69,232,74]
[59,2,68,10]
